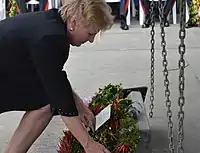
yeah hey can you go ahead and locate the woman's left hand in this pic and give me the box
[78,101,95,132]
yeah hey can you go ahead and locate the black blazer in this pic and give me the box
[0,9,78,116]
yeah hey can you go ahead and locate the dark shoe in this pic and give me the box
[164,20,170,27]
[120,15,129,30]
[135,10,139,21]
[120,24,129,30]
[142,17,150,28]
[163,15,170,27]
[185,19,196,28]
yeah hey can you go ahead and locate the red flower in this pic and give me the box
[58,131,74,153]
[115,120,119,129]
[89,104,95,114]
[116,144,131,153]
[88,104,102,115]
[95,104,102,114]
[113,98,119,110]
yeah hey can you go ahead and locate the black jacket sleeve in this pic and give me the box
[29,35,78,117]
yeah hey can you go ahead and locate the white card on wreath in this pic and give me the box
[95,104,112,131]
[198,6,200,16]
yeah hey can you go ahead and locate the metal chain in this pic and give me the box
[177,0,186,152]
[149,0,155,118]
[158,1,175,152]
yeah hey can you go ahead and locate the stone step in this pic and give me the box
[128,91,152,153]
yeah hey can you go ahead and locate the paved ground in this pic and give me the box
[0,22,200,153]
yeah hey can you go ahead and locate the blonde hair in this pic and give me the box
[60,0,114,31]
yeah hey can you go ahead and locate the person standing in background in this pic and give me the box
[140,0,176,28]
[120,0,129,30]
[16,0,48,13]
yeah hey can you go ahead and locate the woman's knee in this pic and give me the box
[27,104,52,119]
[38,104,51,113]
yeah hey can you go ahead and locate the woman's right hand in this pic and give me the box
[84,139,111,153]
[61,116,110,153]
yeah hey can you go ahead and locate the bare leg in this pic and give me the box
[3,105,52,153]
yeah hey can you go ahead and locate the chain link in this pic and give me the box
[148,0,186,151]
[158,1,175,152]
[149,0,155,118]
[177,0,186,152]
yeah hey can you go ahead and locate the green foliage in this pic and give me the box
[189,0,200,25]
[90,83,124,110]
[58,83,140,153]
[8,0,18,17]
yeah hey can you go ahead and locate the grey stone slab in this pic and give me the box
[185,48,200,81]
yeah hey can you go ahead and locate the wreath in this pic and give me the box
[57,84,140,153]
[189,0,200,26]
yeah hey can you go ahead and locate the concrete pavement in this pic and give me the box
[0,23,200,153]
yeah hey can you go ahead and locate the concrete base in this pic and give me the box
[128,90,152,153]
